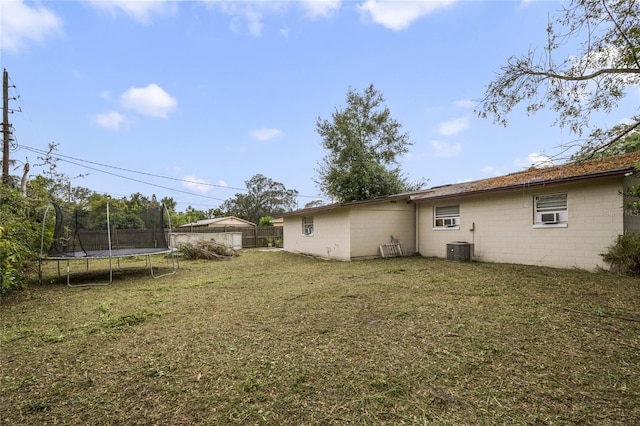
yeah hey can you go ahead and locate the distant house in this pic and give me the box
[179,216,256,231]
[272,217,284,227]
[281,152,640,270]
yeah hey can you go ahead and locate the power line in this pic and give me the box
[46,154,229,202]
[18,143,324,199]
[19,144,246,191]
[19,146,226,201]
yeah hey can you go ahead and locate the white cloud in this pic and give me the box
[437,117,469,136]
[95,111,126,130]
[207,1,338,36]
[481,165,503,177]
[302,0,341,19]
[516,153,556,169]
[89,0,175,23]
[250,128,283,141]
[217,180,228,188]
[453,99,475,109]
[234,8,264,37]
[182,175,211,193]
[456,177,473,183]
[431,140,462,157]
[120,84,177,118]
[0,0,63,53]
[357,0,456,30]
[100,90,112,100]
[209,1,286,37]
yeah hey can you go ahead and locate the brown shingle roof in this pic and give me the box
[410,151,640,203]
[281,152,640,216]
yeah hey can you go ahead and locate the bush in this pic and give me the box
[0,185,51,293]
[601,233,640,275]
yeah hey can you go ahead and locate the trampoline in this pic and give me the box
[39,201,178,287]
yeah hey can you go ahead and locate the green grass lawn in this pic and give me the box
[2,250,639,425]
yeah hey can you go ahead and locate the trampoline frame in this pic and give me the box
[39,202,178,287]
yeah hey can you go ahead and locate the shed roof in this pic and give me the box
[178,216,256,228]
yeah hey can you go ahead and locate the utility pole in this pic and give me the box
[2,68,9,187]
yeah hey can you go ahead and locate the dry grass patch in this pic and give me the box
[2,250,639,424]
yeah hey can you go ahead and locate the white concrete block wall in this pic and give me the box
[171,232,242,250]
[349,202,416,258]
[417,177,625,270]
[283,209,351,260]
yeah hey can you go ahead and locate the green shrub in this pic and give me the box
[0,186,48,293]
[601,233,640,275]
[259,216,274,227]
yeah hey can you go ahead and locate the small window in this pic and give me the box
[302,216,314,235]
[434,205,460,228]
[534,193,568,225]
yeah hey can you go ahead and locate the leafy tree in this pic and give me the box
[316,84,424,202]
[205,207,225,218]
[571,124,640,160]
[477,0,640,157]
[33,142,88,202]
[161,196,177,213]
[220,174,298,224]
[304,199,325,209]
[259,216,274,226]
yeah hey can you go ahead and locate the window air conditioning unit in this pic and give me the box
[443,218,458,227]
[541,212,560,224]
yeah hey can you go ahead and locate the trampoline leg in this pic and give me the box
[66,258,114,287]
[149,252,177,279]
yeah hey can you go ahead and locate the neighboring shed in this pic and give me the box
[179,216,256,231]
[282,152,640,270]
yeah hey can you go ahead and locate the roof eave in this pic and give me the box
[410,167,634,203]
[280,193,413,217]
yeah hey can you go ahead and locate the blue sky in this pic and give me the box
[1,0,637,212]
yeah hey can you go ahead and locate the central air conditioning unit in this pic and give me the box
[446,241,473,262]
[541,212,560,224]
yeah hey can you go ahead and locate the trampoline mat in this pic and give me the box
[46,247,173,260]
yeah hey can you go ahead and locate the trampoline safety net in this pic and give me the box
[47,202,170,258]
[39,201,177,287]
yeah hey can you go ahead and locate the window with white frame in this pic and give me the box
[534,193,568,225]
[302,216,314,235]
[434,205,460,228]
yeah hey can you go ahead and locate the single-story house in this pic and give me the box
[178,216,256,231]
[281,152,640,270]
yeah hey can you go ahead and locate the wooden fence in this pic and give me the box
[175,226,283,248]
